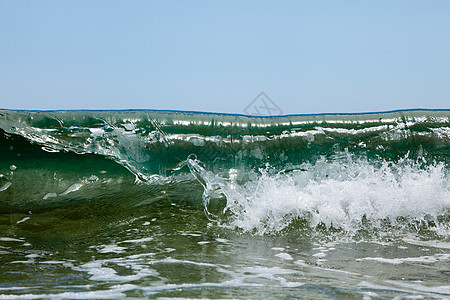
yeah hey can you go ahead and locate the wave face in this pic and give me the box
[0,109,449,237]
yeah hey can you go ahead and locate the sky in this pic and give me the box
[0,0,449,115]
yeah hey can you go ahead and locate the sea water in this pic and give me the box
[0,109,449,299]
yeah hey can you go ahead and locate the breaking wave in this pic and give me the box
[1,109,449,238]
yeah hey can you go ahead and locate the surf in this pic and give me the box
[0,109,449,238]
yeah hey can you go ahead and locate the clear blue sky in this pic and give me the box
[0,0,449,114]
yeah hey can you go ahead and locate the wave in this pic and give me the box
[0,109,449,237]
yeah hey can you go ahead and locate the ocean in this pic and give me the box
[0,109,449,299]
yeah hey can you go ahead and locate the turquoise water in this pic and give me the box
[0,109,449,299]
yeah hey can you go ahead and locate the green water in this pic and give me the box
[0,110,449,299]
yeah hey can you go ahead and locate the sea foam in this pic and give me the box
[188,153,450,236]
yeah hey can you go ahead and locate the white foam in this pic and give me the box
[43,192,57,200]
[275,253,293,260]
[189,155,450,235]
[215,238,229,243]
[86,175,99,182]
[41,146,60,153]
[0,237,24,242]
[159,257,219,268]
[312,252,327,258]
[96,245,127,254]
[0,284,137,299]
[0,182,11,192]
[76,260,156,282]
[60,183,83,196]
[16,217,30,224]
[271,247,285,251]
[356,253,450,265]
[119,237,153,244]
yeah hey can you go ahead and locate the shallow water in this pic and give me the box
[1,197,449,299]
[0,109,449,299]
